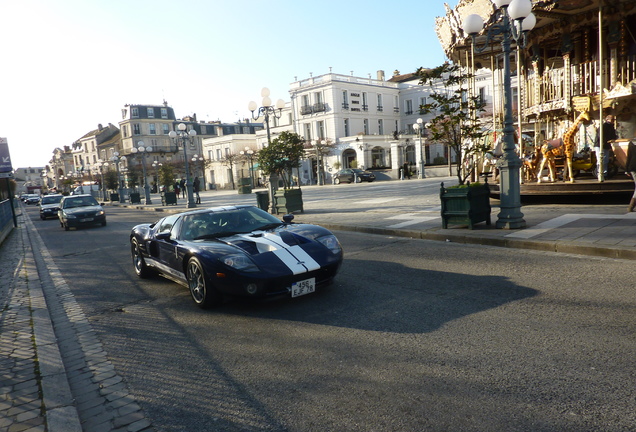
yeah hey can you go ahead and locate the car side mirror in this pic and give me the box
[156,232,171,241]
[282,214,294,224]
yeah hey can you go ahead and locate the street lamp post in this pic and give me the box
[413,118,427,179]
[97,160,108,200]
[130,141,153,204]
[169,123,197,208]
[109,152,127,202]
[239,148,254,188]
[248,88,285,212]
[462,0,535,229]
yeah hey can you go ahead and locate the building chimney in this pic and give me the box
[98,124,103,131]
[377,70,385,81]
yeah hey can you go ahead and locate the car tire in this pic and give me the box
[64,223,69,231]
[102,220,107,227]
[355,176,362,183]
[334,178,341,185]
[186,257,221,309]
[131,239,152,278]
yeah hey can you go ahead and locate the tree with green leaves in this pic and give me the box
[158,164,175,192]
[256,131,306,189]
[417,63,489,185]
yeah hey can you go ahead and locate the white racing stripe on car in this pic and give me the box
[238,233,320,275]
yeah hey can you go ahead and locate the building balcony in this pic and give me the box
[300,106,313,115]
[313,102,326,113]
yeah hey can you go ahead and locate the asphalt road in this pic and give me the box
[27,204,636,432]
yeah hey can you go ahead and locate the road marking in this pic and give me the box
[386,213,439,228]
[357,198,402,205]
[506,213,636,239]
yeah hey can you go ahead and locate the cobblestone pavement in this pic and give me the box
[1,209,152,432]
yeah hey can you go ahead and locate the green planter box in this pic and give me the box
[255,191,269,211]
[129,192,141,204]
[440,182,491,229]
[161,191,177,206]
[109,193,120,202]
[274,189,304,215]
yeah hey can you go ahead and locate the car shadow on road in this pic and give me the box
[218,259,538,334]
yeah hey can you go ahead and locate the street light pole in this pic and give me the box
[131,141,153,204]
[413,118,426,179]
[109,152,127,202]
[239,147,254,188]
[248,87,285,213]
[463,0,535,229]
[169,123,197,208]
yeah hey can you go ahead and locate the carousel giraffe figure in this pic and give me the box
[537,110,591,183]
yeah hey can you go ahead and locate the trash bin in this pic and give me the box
[238,178,252,194]
[129,192,141,204]
[255,191,269,211]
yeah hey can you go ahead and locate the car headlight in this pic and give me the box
[65,213,77,219]
[221,254,259,272]
[317,234,342,254]
[97,210,105,216]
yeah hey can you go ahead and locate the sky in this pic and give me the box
[0,0,450,169]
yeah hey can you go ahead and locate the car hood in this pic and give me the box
[62,205,103,215]
[195,225,339,275]
[41,203,60,210]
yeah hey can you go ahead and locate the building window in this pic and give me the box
[162,124,170,135]
[344,118,350,136]
[479,87,486,106]
[405,99,413,115]
[362,92,368,111]
[122,125,129,137]
[342,91,349,109]
[363,119,369,135]
[394,96,399,113]
[133,124,141,135]
[378,119,384,135]
[317,121,325,139]
[419,97,427,114]
[208,150,214,161]
[377,94,383,112]
[149,124,156,135]
[304,123,312,141]
[201,125,207,134]
[161,108,168,119]
[147,107,154,118]
[131,107,139,118]
[216,149,222,160]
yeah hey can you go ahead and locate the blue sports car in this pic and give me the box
[130,205,343,308]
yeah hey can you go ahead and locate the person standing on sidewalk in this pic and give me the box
[179,179,186,199]
[596,114,617,176]
[193,177,201,204]
[626,140,636,212]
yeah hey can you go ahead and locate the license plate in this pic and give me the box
[79,217,94,222]
[291,278,315,297]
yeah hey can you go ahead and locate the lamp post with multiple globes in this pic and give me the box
[109,152,126,201]
[130,141,153,204]
[412,118,427,179]
[462,0,535,229]
[169,123,197,208]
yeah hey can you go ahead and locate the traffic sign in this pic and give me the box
[0,138,13,173]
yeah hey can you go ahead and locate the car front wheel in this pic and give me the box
[131,239,152,278]
[186,257,221,308]
[334,178,341,185]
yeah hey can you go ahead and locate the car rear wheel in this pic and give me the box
[334,178,341,184]
[131,239,152,278]
[63,222,69,231]
[186,257,221,308]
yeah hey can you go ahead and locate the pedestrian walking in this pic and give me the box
[193,177,201,204]
[595,114,617,176]
[626,141,636,212]
[174,182,180,198]
[179,179,186,198]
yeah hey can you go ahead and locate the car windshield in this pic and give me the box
[41,196,62,205]
[180,207,282,241]
[64,197,98,208]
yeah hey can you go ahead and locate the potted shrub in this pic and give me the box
[104,170,120,202]
[256,131,305,214]
[440,181,491,229]
[127,165,142,204]
[158,164,177,206]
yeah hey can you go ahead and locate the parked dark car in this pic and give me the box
[333,168,375,184]
[130,205,343,308]
[58,194,106,230]
[24,194,40,205]
[39,194,63,220]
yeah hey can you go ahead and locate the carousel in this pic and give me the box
[436,0,636,199]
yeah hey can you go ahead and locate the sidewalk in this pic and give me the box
[2,181,635,431]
